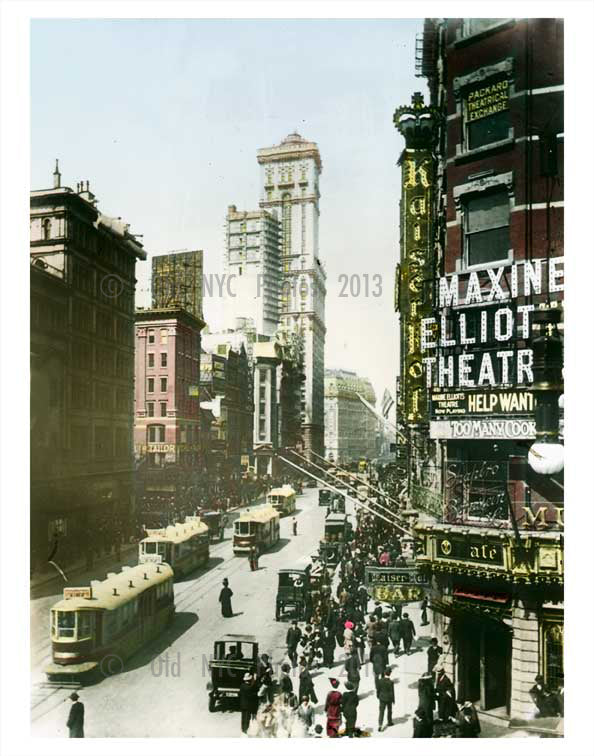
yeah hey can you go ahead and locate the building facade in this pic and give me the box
[134,306,205,523]
[223,207,281,336]
[257,133,326,456]
[394,18,564,723]
[30,166,145,574]
[324,369,378,465]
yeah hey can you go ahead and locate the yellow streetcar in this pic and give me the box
[139,516,209,577]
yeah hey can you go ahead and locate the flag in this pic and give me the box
[381,389,395,418]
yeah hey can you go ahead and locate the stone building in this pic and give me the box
[257,133,326,456]
[151,249,204,321]
[394,18,564,724]
[30,164,145,575]
[324,369,378,465]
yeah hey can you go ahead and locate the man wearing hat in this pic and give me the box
[66,692,84,738]
[342,681,359,737]
[435,666,457,722]
[376,668,395,731]
[239,673,258,734]
[456,701,481,737]
[286,620,302,668]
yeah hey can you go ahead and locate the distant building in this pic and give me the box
[30,165,145,575]
[152,250,203,321]
[324,369,377,465]
[257,133,326,456]
[134,306,205,523]
[223,207,281,337]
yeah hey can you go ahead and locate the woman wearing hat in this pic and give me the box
[66,692,84,738]
[325,678,342,738]
[344,620,355,655]
[219,578,234,618]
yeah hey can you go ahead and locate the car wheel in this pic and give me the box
[208,694,217,712]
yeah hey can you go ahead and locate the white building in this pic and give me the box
[324,369,378,465]
[257,133,326,456]
[223,207,281,337]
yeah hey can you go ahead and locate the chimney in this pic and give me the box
[53,159,61,189]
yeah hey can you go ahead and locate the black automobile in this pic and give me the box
[200,510,225,541]
[319,513,353,566]
[331,493,346,513]
[305,478,317,488]
[207,634,258,712]
[318,489,332,506]
[276,564,312,621]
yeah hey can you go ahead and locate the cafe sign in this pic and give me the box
[436,537,504,566]
[365,567,431,587]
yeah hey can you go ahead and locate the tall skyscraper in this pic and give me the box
[257,133,326,455]
[152,250,203,321]
[223,206,281,337]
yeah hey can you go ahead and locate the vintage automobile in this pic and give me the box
[275,561,313,621]
[207,634,259,712]
[318,488,333,506]
[319,513,353,566]
[305,478,317,488]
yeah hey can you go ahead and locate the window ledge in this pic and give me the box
[455,137,515,165]
[454,19,516,48]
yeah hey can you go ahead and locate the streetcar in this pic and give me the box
[139,516,209,577]
[266,485,297,516]
[200,510,225,542]
[335,470,352,489]
[233,506,280,556]
[45,562,174,682]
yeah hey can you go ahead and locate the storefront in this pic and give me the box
[415,524,563,719]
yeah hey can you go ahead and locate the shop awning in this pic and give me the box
[430,598,511,627]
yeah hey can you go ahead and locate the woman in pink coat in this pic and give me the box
[344,620,355,655]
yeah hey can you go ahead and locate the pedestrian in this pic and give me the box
[297,695,315,730]
[427,637,443,676]
[388,612,401,655]
[292,517,298,536]
[412,706,433,738]
[325,678,342,738]
[435,667,457,722]
[398,612,416,654]
[456,701,481,737]
[420,595,429,626]
[320,626,335,667]
[279,663,294,703]
[286,620,302,668]
[342,681,359,737]
[376,669,395,732]
[249,545,257,571]
[219,578,234,617]
[344,650,361,694]
[313,724,324,738]
[239,673,258,733]
[370,640,388,694]
[66,692,84,738]
[344,620,354,655]
[529,675,559,717]
[418,672,436,726]
[298,661,318,704]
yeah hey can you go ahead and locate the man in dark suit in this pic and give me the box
[286,620,302,668]
[66,692,84,738]
[370,640,389,695]
[398,612,416,655]
[427,637,443,675]
[376,669,395,731]
[239,673,258,733]
[344,650,361,693]
[435,666,457,722]
[342,681,359,737]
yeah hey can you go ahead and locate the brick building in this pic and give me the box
[30,165,145,575]
[134,306,205,524]
[395,18,564,724]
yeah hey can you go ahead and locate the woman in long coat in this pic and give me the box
[325,678,342,738]
[219,578,234,618]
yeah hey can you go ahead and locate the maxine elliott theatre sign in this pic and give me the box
[420,258,564,389]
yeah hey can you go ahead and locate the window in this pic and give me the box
[147,378,155,393]
[160,402,167,417]
[462,19,504,37]
[43,218,52,240]
[94,426,112,458]
[148,424,165,443]
[148,330,155,344]
[463,190,510,267]
[160,377,168,393]
[543,622,563,690]
[180,425,187,443]
[464,77,510,150]
[160,329,168,345]
[160,352,167,367]
[115,428,129,457]
[55,611,75,639]
[148,353,155,367]
[71,425,89,459]
[147,402,155,417]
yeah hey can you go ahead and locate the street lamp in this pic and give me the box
[528,307,564,475]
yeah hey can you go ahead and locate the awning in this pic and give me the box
[453,588,509,605]
[430,598,511,627]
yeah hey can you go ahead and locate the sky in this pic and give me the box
[31,18,425,404]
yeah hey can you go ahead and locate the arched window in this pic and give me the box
[43,218,52,240]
